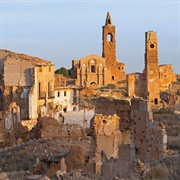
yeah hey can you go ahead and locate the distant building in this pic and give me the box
[70,12,126,88]
[127,31,177,105]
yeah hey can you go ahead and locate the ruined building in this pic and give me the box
[0,50,55,131]
[54,74,80,116]
[90,96,167,175]
[70,12,126,88]
[69,12,177,107]
[127,31,177,105]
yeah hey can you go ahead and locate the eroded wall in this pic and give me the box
[127,73,145,98]
[91,97,167,175]
[90,114,121,174]
[4,102,21,131]
[159,64,177,91]
[168,82,180,112]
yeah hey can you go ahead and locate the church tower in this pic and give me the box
[144,31,160,105]
[102,12,117,67]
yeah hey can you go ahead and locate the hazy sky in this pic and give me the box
[0,0,179,74]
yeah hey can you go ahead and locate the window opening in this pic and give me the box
[64,91,66,96]
[154,98,158,104]
[39,66,42,72]
[91,65,96,73]
[107,33,112,42]
[63,108,67,113]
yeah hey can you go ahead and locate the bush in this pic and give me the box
[55,66,70,78]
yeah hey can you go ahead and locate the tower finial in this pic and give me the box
[105,12,113,25]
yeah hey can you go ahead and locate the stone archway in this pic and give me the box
[89,82,98,89]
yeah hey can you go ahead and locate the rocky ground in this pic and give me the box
[0,137,96,179]
[0,108,180,180]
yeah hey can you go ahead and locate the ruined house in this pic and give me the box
[70,12,126,88]
[90,96,167,174]
[0,49,55,130]
[54,74,80,115]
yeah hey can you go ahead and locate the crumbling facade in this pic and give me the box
[127,73,145,98]
[70,12,126,88]
[90,114,121,173]
[159,64,177,91]
[0,49,55,122]
[53,74,80,122]
[54,86,80,114]
[90,97,167,174]
[168,81,180,112]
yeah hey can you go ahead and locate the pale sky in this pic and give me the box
[0,0,179,74]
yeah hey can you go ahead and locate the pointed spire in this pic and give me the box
[105,12,113,25]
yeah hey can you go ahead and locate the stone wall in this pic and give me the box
[54,74,66,87]
[37,117,85,139]
[4,102,21,131]
[91,97,167,174]
[90,114,121,174]
[159,64,177,91]
[127,73,145,98]
[131,99,167,162]
[94,97,132,131]
[168,82,180,112]
[4,56,34,86]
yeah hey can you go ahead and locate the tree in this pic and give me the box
[55,66,70,78]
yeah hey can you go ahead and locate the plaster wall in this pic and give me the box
[4,57,34,86]
[54,87,79,113]
[64,109,94,128]
[29,67,38,119]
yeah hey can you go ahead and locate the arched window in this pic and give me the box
[107,33,112,42]
[91,65,96,73]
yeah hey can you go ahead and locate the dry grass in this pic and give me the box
[143,164,169,180]
[143,157,180,180]
[0,150,37,171]
[153,108,180,136]
[167,136,180,151]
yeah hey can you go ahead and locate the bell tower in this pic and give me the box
[102,12,116,67]
[144,31,160,105]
